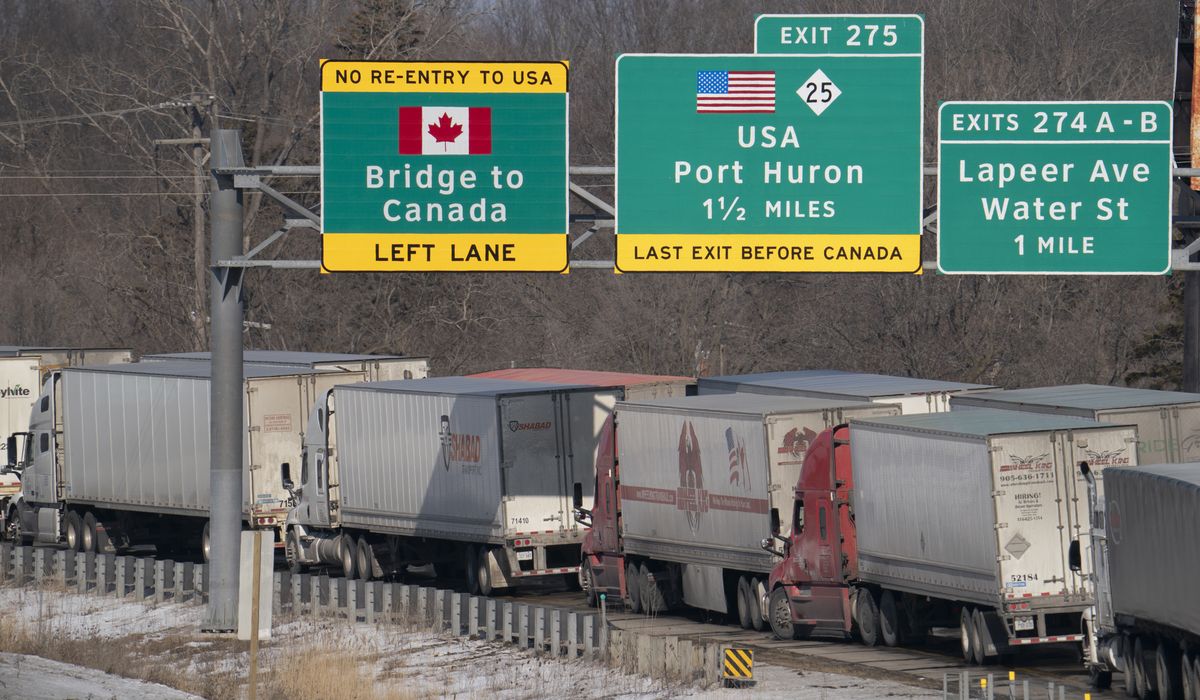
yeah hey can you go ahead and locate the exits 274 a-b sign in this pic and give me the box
[320,60,569,272]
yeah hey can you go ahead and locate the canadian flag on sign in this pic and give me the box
[398,106,492,155]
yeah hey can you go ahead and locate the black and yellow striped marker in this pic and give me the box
[722,647,754,686]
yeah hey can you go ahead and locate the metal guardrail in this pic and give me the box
[0,543,604,659]
[943,670,1099,700]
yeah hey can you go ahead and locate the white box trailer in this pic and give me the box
[5,361,366,557]
[847,409,1138,652]
[950,384,1200,465]
[606,395,898,618]
[288,377,620,594]
[0,347,132,464]
[698,369,995,414]
[144,350,430,381]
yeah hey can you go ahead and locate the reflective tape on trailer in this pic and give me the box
[509,566,579,577]
[512,530,558,536]
[1010,634,1085,645]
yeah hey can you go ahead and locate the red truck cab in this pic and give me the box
[575,414,628,607]
[764,425,859,640]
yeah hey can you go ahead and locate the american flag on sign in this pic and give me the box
[725,427,750,491]
[696,70,776,113]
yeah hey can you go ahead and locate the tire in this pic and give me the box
[285,529,303,575]
[1189,653,1200,700]
[640,563,666,615]
[857,589,881,648]
[972,608,990,665]
[1156,640,1183,700]
[879,590,901,647]
[465,545,480,595]
[960,607,977,663]
[735,576,753,630]
[355,536,373,581]
[338,534,357,579]
[748,577,766,632]
[64,510,83,552]
[477,547,494,597]
[624,560,642,614]
[581,561,597,608]
[81,511,98,554]
[201,521,211,563]
[1181,651,1196,700]
[768,587,799,641]
[1135,636,1156,699]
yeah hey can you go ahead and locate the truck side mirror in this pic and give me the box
[1068,539,1081,572]
[5,436,15,468]
[281,462,294,492]
[770,507,781,536]
[572,481,583,510]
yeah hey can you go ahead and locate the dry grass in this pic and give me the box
[261,646,413,700]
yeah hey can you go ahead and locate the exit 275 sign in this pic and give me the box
[320,60,569,272]
[938,101,1172,274]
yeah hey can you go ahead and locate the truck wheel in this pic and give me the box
[285,529,303,575]
[879,590,901,647]
[464,545,480,595]
[735,576,754,629]
[581,562,597,608]
[641,563,666,615]
[477,547,496,597]
[624,561,642,614]
[1156,640,1183,700]
[201,521,211,562]
[857,590,881,647]
[1185,652,1200,700]
[960,607,977,663]
[338,534,357,579]
[1135,636,1156,699]
[748,577,766,631]
[64,510,83,552]
[971,608,990,665]
[768,587,799,640]
[80,511,96,553]
[355,536,374,581]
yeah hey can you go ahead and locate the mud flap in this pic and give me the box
[979,610,1011,659]
[488,547,514,588]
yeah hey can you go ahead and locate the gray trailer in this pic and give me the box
[605,395,898,626]
[951,384,1200,465]
[144,350,430,381]
[287,377,620,594]
[1080,463,1200,694]
[699,370,995,414]
[3,361,366,558]
[847,410,1138,661]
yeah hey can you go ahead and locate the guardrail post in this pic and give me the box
[501,601,514,643]
[582,615,595,658]
[485,598,498,640]
[292,573,307,615]
[77,551,95,594]
[314,575,330,616]
[549,609,562,655]
[402,584,419,623]
[31,547,48,582]
[274,572,288,615]
[382,583,397,623]
[0,542,11,582]
[113,556,129,597]
[567,612,579,658]
[15,546,33,584]
[365,582,378,623]
[154,560,172,602]
[346,579,360,621]
[533,607,546,652]
[196,563,207,602]
[133,558,149,598]
[177,562,193,601]
[449,592,465,634]
[331,577,345,617]
[57,550,74,587]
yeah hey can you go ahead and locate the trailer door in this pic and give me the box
[561,390,618,529]
[0,357,39,465]
[499,393,566,534]
[991,433,1077,605]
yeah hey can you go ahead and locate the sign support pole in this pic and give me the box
[203,129,246,632]
[1184,7,1200,392]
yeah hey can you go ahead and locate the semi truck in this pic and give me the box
[285,377,621,594]
[698,369,995,414]
[143,350,430,381]
[3,361,366,558]
[1078,462,1200,697]
[760,410,1138,661]
[575,394,899,628]
[951,384,1200,465]
[469,367,695,400]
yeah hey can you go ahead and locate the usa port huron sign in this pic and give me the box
[320,60,569,272]
[615,15,923,272]
[938,101,1172,274]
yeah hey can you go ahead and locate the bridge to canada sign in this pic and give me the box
[320,60,569,272]
[615,15,924,272]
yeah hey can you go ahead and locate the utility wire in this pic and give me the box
[0,98,193,130]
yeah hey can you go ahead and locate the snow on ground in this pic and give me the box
[0,585,938,699]
[0,652,203,700]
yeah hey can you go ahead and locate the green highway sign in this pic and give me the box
[938,101,1172,275]
[615,15,923,272]
[320,60,569,272]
